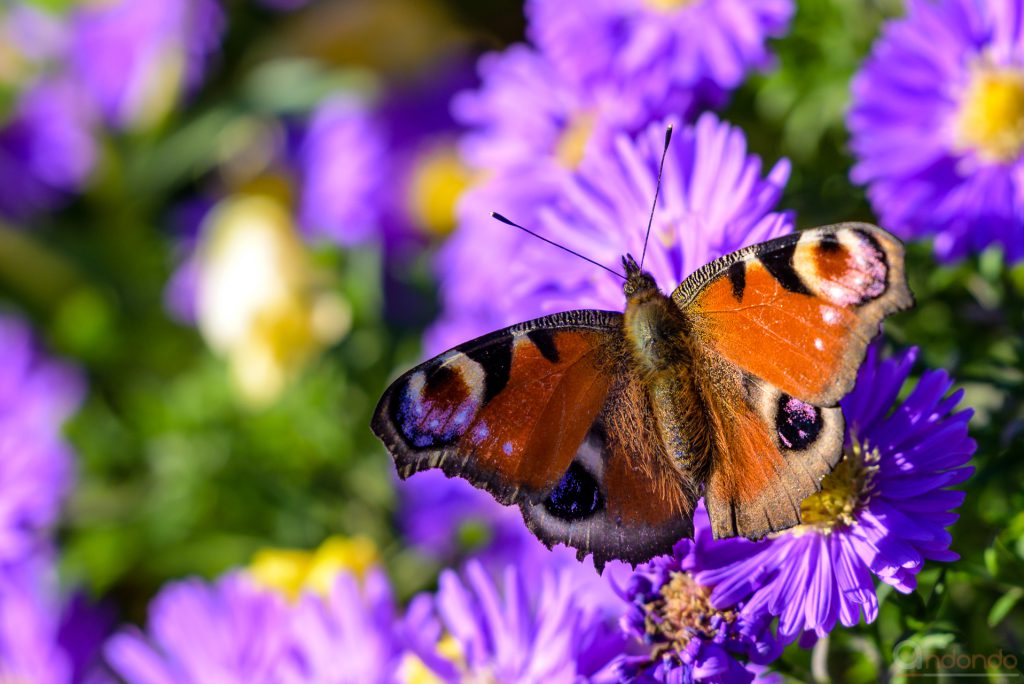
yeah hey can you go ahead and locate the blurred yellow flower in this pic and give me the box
[556,111,595,169]
[196,195,351,406]
[249,535,379,600]
[397,635,463,684]
[406,141,471,237]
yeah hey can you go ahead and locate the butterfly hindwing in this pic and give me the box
[697,353,845,539]
[520,366,698,569]
[372,310,622,506]
[676,223,913,407]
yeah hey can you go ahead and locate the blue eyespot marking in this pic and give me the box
[543,462,604,521]
[776,394,822,451]
[392,367,481,450]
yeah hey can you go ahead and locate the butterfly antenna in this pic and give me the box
[639,124,673,271]
[490,212,626,280]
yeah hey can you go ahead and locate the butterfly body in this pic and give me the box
[373,224,913,569]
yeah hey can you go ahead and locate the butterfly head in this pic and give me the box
[622,254,658,299]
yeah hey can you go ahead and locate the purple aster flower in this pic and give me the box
[69,0,224,129]
[397,469,530,563]
[526,0,792,107]
[0,78,97,221]
[694,345,975,644]
[0,314,82,563]
[396,471,634,621]
[406,559,628,682]
[0,553,112,684]
[277,569,407,683]
[105,573,291,683]
[617,503,781,684]
[296,96,389,247]
[453,45,638,177]
[848,0,1024,262]
[429,112,792,347]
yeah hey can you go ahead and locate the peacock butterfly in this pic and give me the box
[371,129,913,570]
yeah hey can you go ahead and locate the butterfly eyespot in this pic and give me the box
[776,394,823,451]
[391,365,482,450]
[543,461,605,521]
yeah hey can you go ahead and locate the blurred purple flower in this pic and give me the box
[161,198,214,325]
[0,314,82,563]
[396,468,634,624]
[397,470,529,563]
[278,569,407,683]
[526,0,792,109]
[848,0,1024,262]
[0,553,112,684]
[0,3,68,66]
[69,0,224,129]
[453,45,635,177]
[695,346,975,645]
[0,79,97,221]
[429,113,792,348]
[105,573,291,684]
[297,96,388,246]
[617,503,781,684]
[406,559,627,682]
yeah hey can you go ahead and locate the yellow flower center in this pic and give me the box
[645,572,735,654]
[249,535,379,600]
[644,0,697,11]
[407,143,471,238]
[797,442,879,532]
[954,65,1024,163]
[555,112,595,169]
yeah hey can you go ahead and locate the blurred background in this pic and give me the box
[0,0,1022,680]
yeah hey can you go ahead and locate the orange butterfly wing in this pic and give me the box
[675,223,911,538]
[520,366,697,569]
[695,356,845,538]
[676,223,913,407]
[372,311,618,504]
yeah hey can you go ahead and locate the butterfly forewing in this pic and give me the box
[372,310,621,505]
[675,223,913,407]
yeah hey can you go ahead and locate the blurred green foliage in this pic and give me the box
[0,0,1021,679]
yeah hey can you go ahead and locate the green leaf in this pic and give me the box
[988,587,1023,627]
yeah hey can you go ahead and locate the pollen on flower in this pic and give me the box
[645,572,736,654]
[555,112,595,169]
[797,441,880,531]
[954,64,1024,163]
